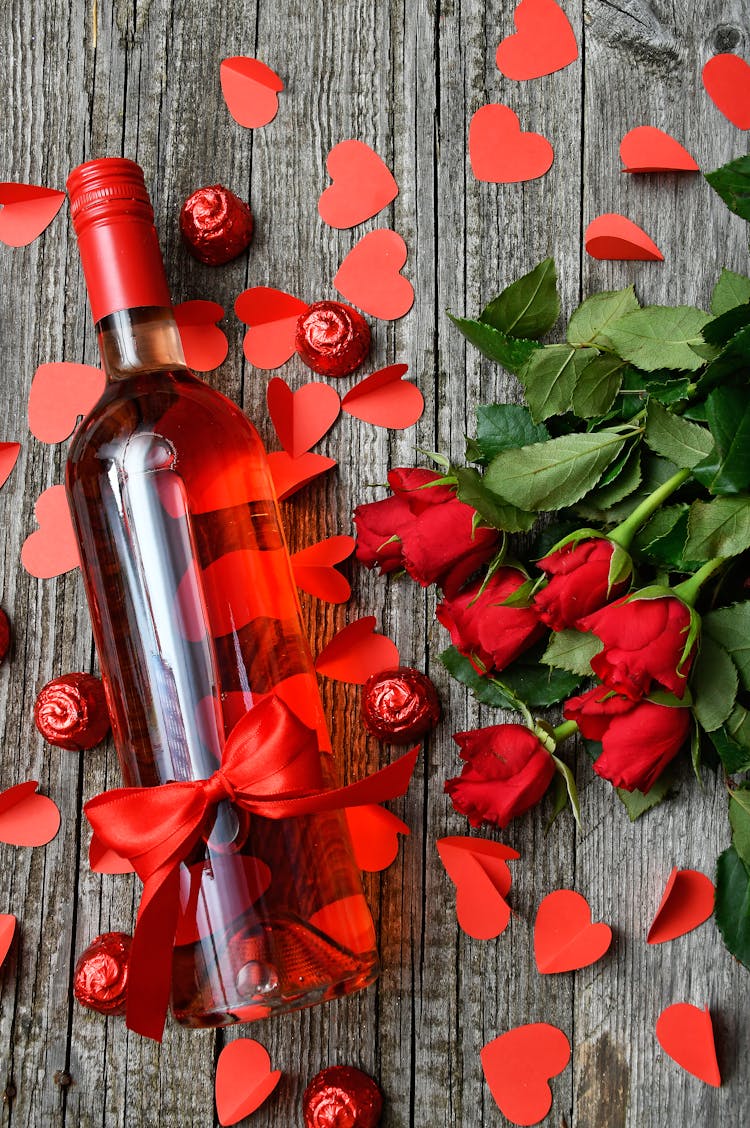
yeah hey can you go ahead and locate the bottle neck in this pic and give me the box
[97,307,188,380]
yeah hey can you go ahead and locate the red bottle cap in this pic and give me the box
[66,158,172,324]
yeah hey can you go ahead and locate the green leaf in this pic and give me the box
[711,268,750,316]
[574,447,643,520]
[551,754,581,829]
[644,399,714,468]
[517,344,598,422]
[632,504,700,571]
[704,603,750,692]
[468,404,549,464]
[480,258,560,339]
[499,659,583,708]
[542,628,602,676]
[690,635,738,733]
[447,313,540,374]
[692,386,750,495]
[699,323,750,392]
[485,429,626,511]
[702,300,750,348]
[710,721,750,775]
[607,306,710,372]
[453,466,536,533]
[545,772,570,832]
[439,646,522,712]
[602,454,680,524]
[616,763,679,821]
[729,786,750,869]
[725,704,750,753]
[567,285,640,348]
[705,153,750,222]
[685,496,750,559]
[715,846,750,971]
[571,354,625,418]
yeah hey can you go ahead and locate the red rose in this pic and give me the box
[445,724,555,828]
[436,568,544,674]
[533,538,631,630]
[564,685,690,792]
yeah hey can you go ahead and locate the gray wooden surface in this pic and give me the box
[1,1,749,1125]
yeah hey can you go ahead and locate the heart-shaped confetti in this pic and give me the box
[495,0,578,81]
[341,364,424,429]
[0,183,66,247]
[620,126,699,173]
[309,894,377,954]
[437,837,519,940]
[656,1003,721,1087]
[0,443,21,490]
[584,213,663,261]
[315,616,399,684]
[267,450,336,501]
[0,914,15,972]
[174,301,228,371]
[234,286,309,369]
[220,57,284,129]
[89,832,134,874]
[534,889,612,973]
[481,1024,571,1127]
[469,104,554,184]
[334,230,414,321]
[702,54,750,130]
[266,377,341,457]
[28,363,106,443]
[318,140,399,229]
[647,867,714,944]
[215,1038,282,1126]
[21,484,79,579]
[291,535,355,603]
[0,782,61,847]
[345,804,410,871]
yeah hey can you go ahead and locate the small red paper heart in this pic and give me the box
[334,230,414,321]
[481,1023,571,1126]
[469,104,554,184]
[702,54,750,130]
[291,535,355,603]
[215,1038,282,1126]
[234,286,309,369]
[342,364,424,429]
[647,867,714,944]
[620,126,699,173]
[174,301,228,371]
[319,140,399,229]
[0,781,61,847]
[89,832,134,874]
[309,894,377,954]
[534,889,612,973]
[21,485,79,579]
[437,837,519,940]
[220,57,284,129]
[315,616,399,684]
[0,183,66,247]
[495,0,578,81]
[345,804,410,871]
[267,377,341,457]
[585,213,663,261]
[656,1003,721,1087]
[0,442,21,490]
[266,450,336,501]
[28,363,106,443]
[0,914,16,970]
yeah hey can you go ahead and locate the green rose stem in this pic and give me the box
[672,556,726,606]
[607,467,691,550]
[534,718,578,751]
[551,719,578,743]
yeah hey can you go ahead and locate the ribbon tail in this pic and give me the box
[125,863,181,1042]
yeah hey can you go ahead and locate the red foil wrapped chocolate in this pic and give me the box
[0,608,10,664]
[295,301,371,378]
[361,666,440,744]
[73,931,132,1016]
[34,672,110,751]
[179,185,254,265]
[303,1065,383,1128]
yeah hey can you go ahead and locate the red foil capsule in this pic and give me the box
[295,301,371,378]
[303,1065,383,1128]
[179,185,254,265]
[73,932,132,1016]
[0,608,10,664]
[34,672,110,751]
[361,667,441,745]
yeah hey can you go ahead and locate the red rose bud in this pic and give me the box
[534,538,631,630]
[296,301,371,378]
[73,931,132,1016]
[179,185,253,265]
[303,1065,383,1128]
[34,672,110,751]
[361,666,440,744]
[0,607,10,663]
[445,724,555,829]
[436,568,544,674]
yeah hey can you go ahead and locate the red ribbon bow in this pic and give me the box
[85,695,418,1041]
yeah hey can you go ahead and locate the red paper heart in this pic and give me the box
[309,894,377,954]
[318,140,399,229]
[341,364,424,429]
[656,1003,721,1087]
[345,804,410,871]
[215,1038,282,1126]
[291,535,355,603]
[495,0,578,81]
[534,889,612,973]
[0,914,15,970]
[0,183,66,247]
[315,616,399,684]
[647,867,714,944]
[469,104,554,184]
[437,837,519,940]
[481,1024,571,1126]
[174,301,228,371]
[21,484,79,579]
[28,363,106,443]
[0,781,61,847]
[220,57,284,129]
[234,286,309,369]
[702,54,750,130]
[267,377,341,457]
[89,832,134,874]
[620,126,699,173]
[266,450,336,501]
[585,214,663,261]
[334,230,414,321]
[0,442,21,489]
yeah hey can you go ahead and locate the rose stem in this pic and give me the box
[607,467,691,550]
[672,556,726,606]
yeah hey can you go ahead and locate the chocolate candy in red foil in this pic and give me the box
[0,608,10,663]
[303,1065,383,1128]
[295,301,371,378]
[361,666,440,744]
[34,672,110,751]
[179,185,254,265]
[74,932,132,1016]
